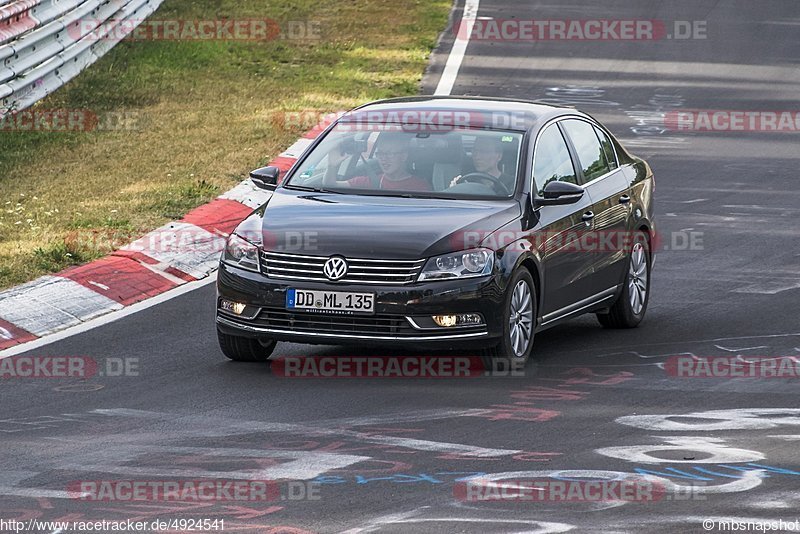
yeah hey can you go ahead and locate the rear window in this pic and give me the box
[594,125,618,170]
[562,119,611,181]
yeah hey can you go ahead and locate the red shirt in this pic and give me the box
[347,174,431,192]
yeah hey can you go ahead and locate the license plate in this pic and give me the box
[286,289,375,314]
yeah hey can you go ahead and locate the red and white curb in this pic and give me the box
[0,0,480,353]
[0,127,324,352]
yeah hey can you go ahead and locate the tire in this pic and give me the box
[597,232,651,329]
[482,269,536,369]
[217,329,277,362]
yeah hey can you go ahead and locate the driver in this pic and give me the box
[323,133,431,192]
[449,136,515,191]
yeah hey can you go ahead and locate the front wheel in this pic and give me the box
[217,329,276,362]
[597,232,651,328]
[482,269,536,368]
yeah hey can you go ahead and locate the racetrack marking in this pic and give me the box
[539,85,620,108]
[458,469,765,510]
[595,437,764,464]
[87,281,110,291]
[58,446,369,481]
[0,471,89,499]
[434,0,480,95]
[592,333,800,358]
[599,350,698,361]
[368,518,575,533]
[0,407,523,497]
[279,137,313,159]
[307,408,494,428]
[616,409,800,432]
[217,180,273,209]
[136,260,189,285]
[0,276,216,360]
[341,506,575,534]
[732,281,800,295]
[0,276,122,337]
[714,344,768,352]
[118,221,225,280]
[90,409,522,458]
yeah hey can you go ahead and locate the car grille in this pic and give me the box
[252,308,418,337]
[260,251,425,285]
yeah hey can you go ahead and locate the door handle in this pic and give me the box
[619,195,631,204]
[582,211,595,222]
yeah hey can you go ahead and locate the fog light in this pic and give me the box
[433,315,457,327]
[457,313,483,325]
[432,313,484,327]
[220,299,247,315]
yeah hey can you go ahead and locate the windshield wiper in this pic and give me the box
[351,190,417,198]
[285,184,341,194]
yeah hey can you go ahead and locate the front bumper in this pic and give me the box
[215,262,505,349]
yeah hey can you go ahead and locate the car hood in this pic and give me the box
[247,189,521,259]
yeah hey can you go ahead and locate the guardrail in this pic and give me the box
[1,0,163,118]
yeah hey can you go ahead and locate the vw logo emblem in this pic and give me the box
[323,256,348,281]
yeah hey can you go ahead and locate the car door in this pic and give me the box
[531,121,597,319]
[560,118,632,292]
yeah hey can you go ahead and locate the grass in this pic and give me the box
[0,0,450,289]
[33,241,94,273]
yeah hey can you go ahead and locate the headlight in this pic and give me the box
[223,233,260,272]
[418,248,494,282]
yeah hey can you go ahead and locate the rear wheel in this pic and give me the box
[597,232,650,328]
[217,329,276,362]
[482,269,536,369]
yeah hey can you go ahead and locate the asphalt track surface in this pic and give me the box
[2,1,800,533]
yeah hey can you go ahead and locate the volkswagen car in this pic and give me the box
[215,96,655,366]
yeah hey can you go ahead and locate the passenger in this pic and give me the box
[324,134,431,192]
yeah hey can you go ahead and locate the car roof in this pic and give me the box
[338,95,584,132]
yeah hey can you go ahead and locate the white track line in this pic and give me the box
[434,0,480,95]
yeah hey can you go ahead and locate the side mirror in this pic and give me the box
[249,166,280,191]
[533,180,585,207]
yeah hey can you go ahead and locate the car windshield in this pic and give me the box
[284,124,523,199]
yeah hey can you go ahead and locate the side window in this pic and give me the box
[533,124,577,195]
[593,125,618,170]
[562,119,610,181]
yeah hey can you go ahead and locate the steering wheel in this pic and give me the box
[456,172,511,195]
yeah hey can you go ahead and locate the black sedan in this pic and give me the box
[215,96,656,366]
